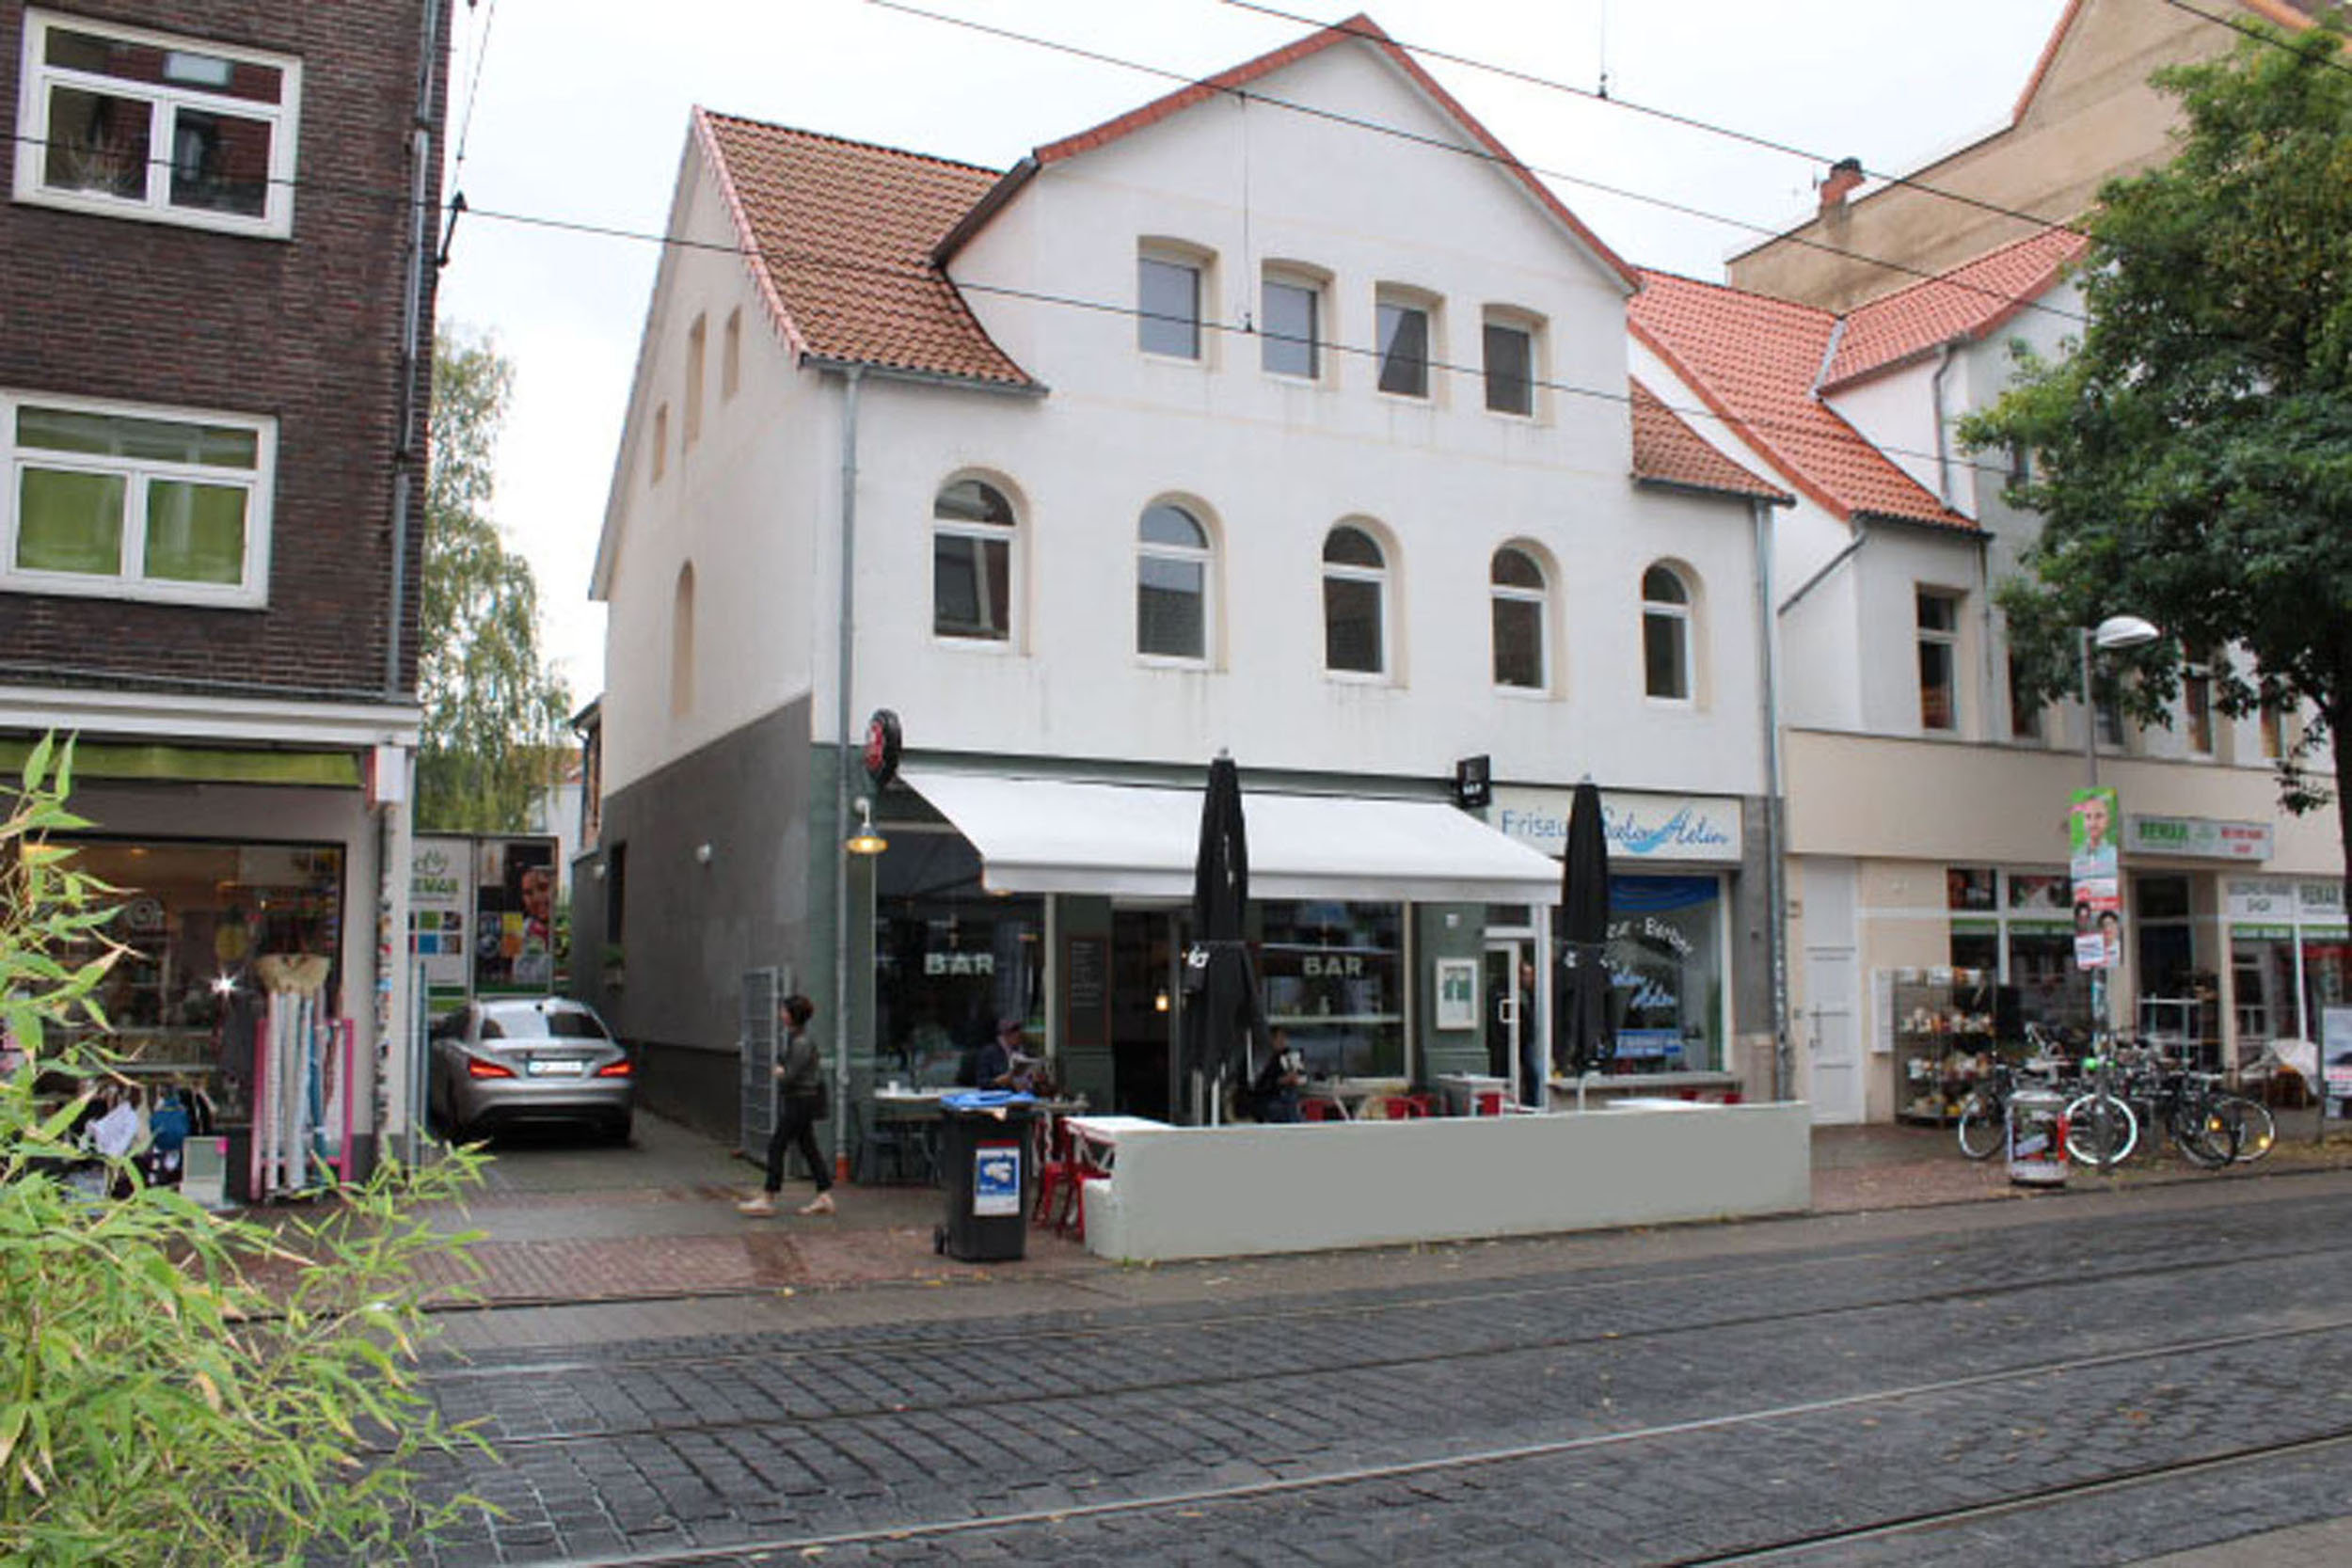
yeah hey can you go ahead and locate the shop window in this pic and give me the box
[683,314,707,451]
[1136,500,1210,661]
[1944,866,2088,1033]
[873,835,1042,1088]
[1604,876,1724,1073]
[1260,900,1404,1077]
[16,10,301,237]
[3,393,274,607]
[1321,523,1388,676]
[1482,312,1537,416]
[1261,267,1323,379]
[1641,563,1692,702]
[932,477,1016,641]
[1490,545,1547,690]
[1138,245,1204,359]
[1375,289,1432,398]
[56,838,344,1105]
[1916,588,1961,732]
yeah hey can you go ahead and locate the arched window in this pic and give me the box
[670,562,695,717]
[933,479,1016,641]
[1490,546,1547,690]
[1137,501,1210,660]
[1642,563,1692,701]
[1322,524,1388,675]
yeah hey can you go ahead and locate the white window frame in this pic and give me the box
[1374,287,1436,401]
[2,388,275,608]
[1489,545,1549,694]
[1261,266,1326,382]
[14,8,301,239]
[1321,523,1391,680]
[1916,587,1963,734]
[1641,562,1692,705]
[1481,309,1542,419]
[931,477,1020,649]
[1138,245,1206,362]
[1136,500,1213,666]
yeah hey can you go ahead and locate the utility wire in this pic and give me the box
[2159,0,2352,80]
[450,0,503,178]
[865,0,2094,332]
[1222,0,2100,244]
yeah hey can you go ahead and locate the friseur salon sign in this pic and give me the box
[1490,787,1742,863]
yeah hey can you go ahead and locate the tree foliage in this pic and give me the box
[1,737,492,1564]
[1963,18,2352,890]
[418,326,570,832]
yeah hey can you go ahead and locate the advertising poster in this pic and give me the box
[2325,1007,2352,1108]
[407,835,473,1013]
[2069,787,2122,971]
[973,1142,1022,1216]
[475,836,558,994]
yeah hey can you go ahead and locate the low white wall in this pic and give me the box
[1082,1101,1812,1262]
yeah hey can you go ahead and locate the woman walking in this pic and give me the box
[739,993,835,1216]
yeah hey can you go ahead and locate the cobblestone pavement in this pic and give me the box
[401,1160,2352,1566]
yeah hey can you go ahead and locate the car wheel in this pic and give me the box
[607,1114,634,1146]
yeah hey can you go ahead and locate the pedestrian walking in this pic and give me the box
[739,993,835,1217]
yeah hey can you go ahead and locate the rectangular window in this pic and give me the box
[1262,275,1320,378]
[2007,656,2041,740]
[1138,255,1200,359]
[4,394,272,605]
[1483,320,1534,415]
[1260,901,1405,1077]
[2185,653,2215,755]
[2260,697,2288,760]
[15,10,300,237]
[1606,875,1726,1074]
[1375,299,1429,397]
[1322,576,1383,673]
[1916,589,1961,731]
[933,531,1012,641]
[1492,595,1542,689]
[1137,554,1204,660]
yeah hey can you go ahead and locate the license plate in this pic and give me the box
[526,1059,586,1076]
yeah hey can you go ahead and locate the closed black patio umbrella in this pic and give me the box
[1181,752,1272,1124]
[1553,778,1616,1105]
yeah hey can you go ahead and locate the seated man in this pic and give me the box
[977,1017,1034,1091]
[1252,1028,1306,1122]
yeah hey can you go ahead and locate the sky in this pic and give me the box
[432,0,2077,699]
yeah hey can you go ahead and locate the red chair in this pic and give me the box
[1473,1090,1505,1117]
[1033,1118,1098,1238]
[1301,1097,1343,1122]
[1375,1094,1437,1120]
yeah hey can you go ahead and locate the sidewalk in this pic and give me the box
[402,1105,2352,1319]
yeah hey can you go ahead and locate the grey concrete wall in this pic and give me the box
[594,699,817,1134]
[1083,1100,1813,1261]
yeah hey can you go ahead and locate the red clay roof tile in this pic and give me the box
[1821,226,2087,390]
[696,110,1035,389]
[1629,380,1789,503]
[1629,271,1971,531]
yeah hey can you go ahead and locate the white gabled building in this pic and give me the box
[580,15,1792,1145]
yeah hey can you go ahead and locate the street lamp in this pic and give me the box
[2079,614,2162,786]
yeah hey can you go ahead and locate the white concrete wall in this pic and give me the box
[1825,362,1948,510]
[600,144,828,794]
[1080,1101,1812,1261]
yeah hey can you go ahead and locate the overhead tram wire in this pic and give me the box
[1220,0,2101,243]
[0,125,2037,489]
[441,0,503,267]
[863,0,2095,333]
[2160,0,2352,80]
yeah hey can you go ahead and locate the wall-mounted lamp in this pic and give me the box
[1153,989,1170,1014]
[592,861,607,881]
[846,797,888,857]
[694,842,714,865]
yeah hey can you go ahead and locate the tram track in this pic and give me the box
[402,1225,2352,1462]
[444,1316,2352,1567]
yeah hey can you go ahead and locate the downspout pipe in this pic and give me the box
[1754,496,1791,1102]
[831,366,863,1182]
[387,0,440,699]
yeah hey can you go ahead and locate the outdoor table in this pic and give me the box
[1059,1113,1167,1173]
[1435,1072,1508,1116]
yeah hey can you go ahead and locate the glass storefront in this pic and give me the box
[1260,900,1404,1077]
[1947,865,2090,1032]
[1605,875,1724,1073]
[2227,877,2349,1048]
[870,835,1042,1086]
[56,838,344,1112]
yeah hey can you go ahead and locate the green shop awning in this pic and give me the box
[0,738,363,788]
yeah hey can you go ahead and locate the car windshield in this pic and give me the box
[480,1006,610,1041]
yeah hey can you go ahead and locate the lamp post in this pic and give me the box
[2075,613,2161,1053]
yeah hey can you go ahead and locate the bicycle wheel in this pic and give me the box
[2172,1101,2235,1167]
[2210,1096,2276,1164]
[2064,1092,2138,1166]
[1956,1095,2005,1161]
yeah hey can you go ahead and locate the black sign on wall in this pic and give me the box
[1454,754,1492,810]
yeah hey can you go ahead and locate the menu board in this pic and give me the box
[1064,935,1109,1048]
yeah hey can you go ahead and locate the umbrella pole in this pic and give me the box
[1577,1070,1587,1115]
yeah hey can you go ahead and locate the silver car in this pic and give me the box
[428,996,633,1143]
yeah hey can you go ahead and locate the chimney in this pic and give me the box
[1818,156,1864,214]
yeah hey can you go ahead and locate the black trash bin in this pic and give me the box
[933,1091,1036,1261]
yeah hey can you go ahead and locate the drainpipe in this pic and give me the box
[1930,341,1961,514]
[1754,496,1791,1102]
[386,0,439,698]
[831,366,863,1182]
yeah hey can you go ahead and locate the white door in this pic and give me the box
[1802,860,1866,1124]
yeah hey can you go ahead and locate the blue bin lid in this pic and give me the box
[940,1089,1037,1112]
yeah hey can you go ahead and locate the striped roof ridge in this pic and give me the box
[1026,12,1640,293]
[694,109,1037,389]
[1629,270,1972,531]
[1820,225,2089,390]
[1629,380,1790,504]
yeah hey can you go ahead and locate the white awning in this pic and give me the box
[898,769,1563,903]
